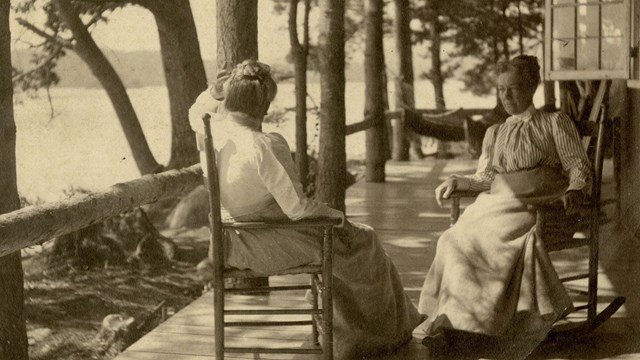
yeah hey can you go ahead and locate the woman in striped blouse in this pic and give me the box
[415,55,590,357]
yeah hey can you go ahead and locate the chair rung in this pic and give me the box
[561,273,589,282]
[567,288,590,296]
[225,309,323,315]
[547,238,590,252]
[225,285,312,294]
[225,320,314,327]
[225,347,322,354]
[224,265,322,278]
[574,304,589,311]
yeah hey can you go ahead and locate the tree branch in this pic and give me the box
[289,0,302,53]
[11,46,63,83]
[15,18,73,48]
[84,12,106,28]
[302,0,311,56]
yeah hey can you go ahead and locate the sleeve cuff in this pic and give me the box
[450,175,471,191]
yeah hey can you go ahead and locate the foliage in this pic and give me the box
[411,0,544,96]
[273,0,365,70]
[11,0,126,93]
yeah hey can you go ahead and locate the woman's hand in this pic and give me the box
[434,177,458,207]
[562,190,584,216]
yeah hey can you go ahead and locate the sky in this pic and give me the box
[11,0,295,64]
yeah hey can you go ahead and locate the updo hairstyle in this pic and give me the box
[495,55,541,91]
[223,60,278,119]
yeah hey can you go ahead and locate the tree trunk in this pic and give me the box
[142,0,205,170]
[501,5,510,60]
[53,0,160,175]
[317,0,346,212]
[429,0,446,111]
[430,0,450,158]
[517,3,525,55]
[289,0,311,191]
[214,0,267,288]
[392,0,413,161]
[0,1,29,357]
[216,0,259,71]
[364,0,386,182]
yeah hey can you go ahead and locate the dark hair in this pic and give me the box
[223,60,278,119]
[496,55,541,90]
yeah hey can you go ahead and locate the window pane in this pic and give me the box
[601,37,625,70]
[553,39,576,70]
[577,5,599,38]
[601,4,626,37]
[553,7,575,38]
[577,38,599,69]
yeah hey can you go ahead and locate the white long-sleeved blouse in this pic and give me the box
[456,105,591,193]
[188,99,344,223]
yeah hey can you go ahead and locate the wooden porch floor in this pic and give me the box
[115,159,640,360]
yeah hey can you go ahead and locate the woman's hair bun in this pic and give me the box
[496,55,541,88]
[512,55,540,72]
[232,60,272,84]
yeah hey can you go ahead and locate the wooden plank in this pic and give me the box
[125,331,316,359]
[114,159,476,360]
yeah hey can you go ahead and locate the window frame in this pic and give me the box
[629,0,640,88]
[544,0,632,81]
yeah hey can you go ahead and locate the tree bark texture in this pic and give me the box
[289,0,311,191]
[391,0,414,161]
[216,0,259,71]
[0,1,29,357]
[54,0,161,175]
[317,0,347,212]
[364,0,386,182]
[0,166,203,258]
[142,0,205,170]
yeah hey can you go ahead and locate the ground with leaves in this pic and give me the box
[23,225,209,360]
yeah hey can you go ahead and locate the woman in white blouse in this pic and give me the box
[415,56,590,357]
[189,60,421,359]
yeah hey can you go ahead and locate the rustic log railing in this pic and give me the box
[0,165,203,258]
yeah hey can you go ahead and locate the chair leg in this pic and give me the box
[322,274,333,360]
[214,287,225,360]
[311,274,320,346]
[322,227,334,360]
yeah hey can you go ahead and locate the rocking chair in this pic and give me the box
[446,80,625,339]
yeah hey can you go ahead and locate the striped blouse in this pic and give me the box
[456,105,591,193]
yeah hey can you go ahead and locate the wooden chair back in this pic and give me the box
[199,114,337,359]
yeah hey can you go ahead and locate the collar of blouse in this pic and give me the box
[506,104,536,124]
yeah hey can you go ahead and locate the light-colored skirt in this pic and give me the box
[225,202,422,359]
[416,167,573,342]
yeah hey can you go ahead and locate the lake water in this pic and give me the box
[14,80,546,202]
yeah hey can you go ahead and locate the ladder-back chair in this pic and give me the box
[201,114,339,359]
[446,81,625,339]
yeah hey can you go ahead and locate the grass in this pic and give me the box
[23,226,210,360]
